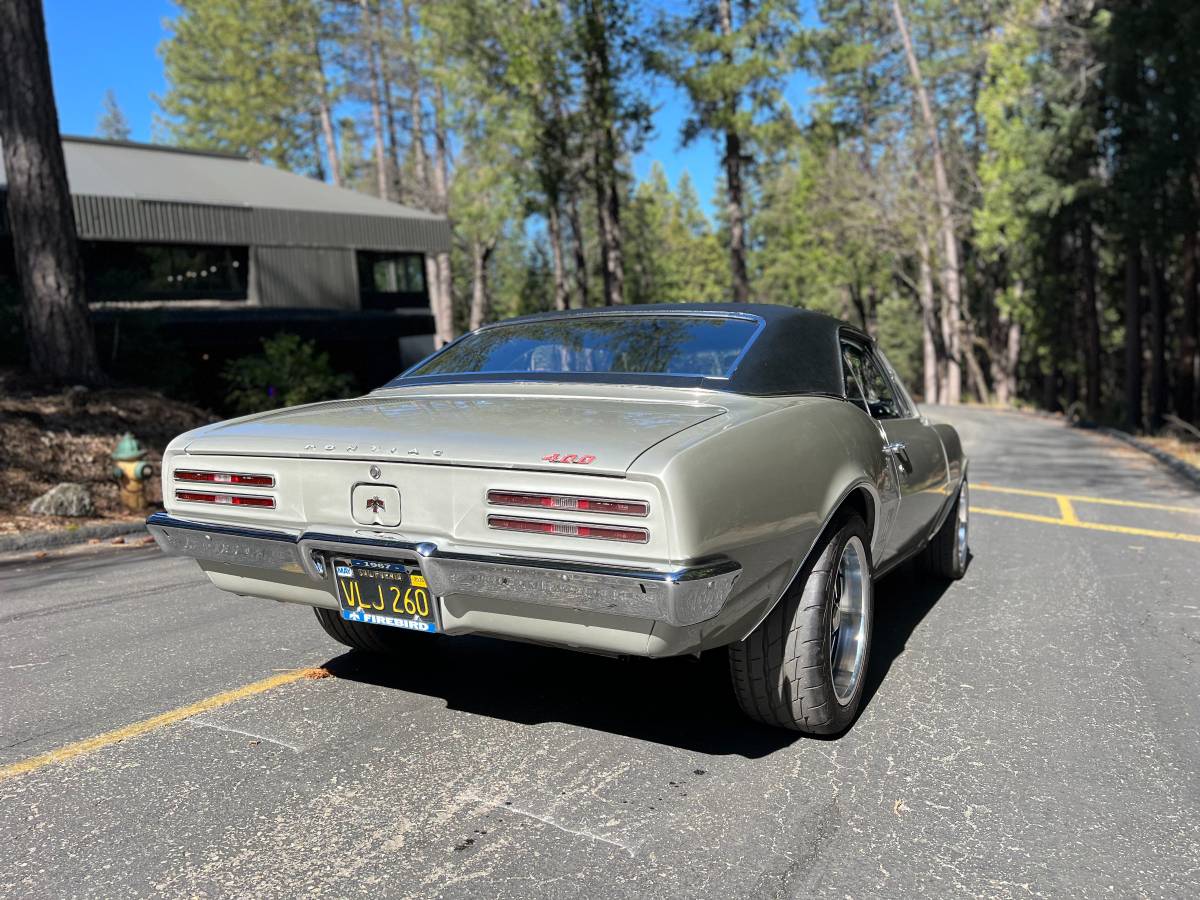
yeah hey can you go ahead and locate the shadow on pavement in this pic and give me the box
[859,560,957,717]
[323,560,959,758]
[323,636,799,759]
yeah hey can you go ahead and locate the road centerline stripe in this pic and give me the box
[0,666,331,783]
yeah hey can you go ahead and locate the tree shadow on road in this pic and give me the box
[322,559,959,759]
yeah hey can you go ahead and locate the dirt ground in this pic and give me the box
[1139,432,1200,469]
[0,369,214,535]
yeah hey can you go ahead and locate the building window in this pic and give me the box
[357,251,427,310]
[82,242,249,302]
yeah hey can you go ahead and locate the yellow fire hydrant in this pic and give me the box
[111,433,153,513]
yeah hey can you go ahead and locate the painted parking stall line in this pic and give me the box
[971,483,1200,544]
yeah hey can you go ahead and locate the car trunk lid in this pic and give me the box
[183,390,725,476]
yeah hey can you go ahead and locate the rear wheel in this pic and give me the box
[729,514,874,735]
[313,606,427,653]
[921,478,969,580]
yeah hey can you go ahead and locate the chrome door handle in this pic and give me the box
[882,441,912,473]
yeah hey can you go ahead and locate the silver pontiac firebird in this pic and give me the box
[148,304,968,734]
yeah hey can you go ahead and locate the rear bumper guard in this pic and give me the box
[146,512,741,627]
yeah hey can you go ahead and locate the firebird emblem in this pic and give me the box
[365,496,386,513]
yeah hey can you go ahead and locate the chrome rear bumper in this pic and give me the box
[146,512,741,627]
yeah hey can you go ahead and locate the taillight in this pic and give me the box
[487,515,649,543]
[487,490,648,517]
[175,490,276,509]
[175,470,275,488]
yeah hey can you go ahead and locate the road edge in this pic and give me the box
[0,520,148,554]
[934,403,1200,492]
[1097,427,1200,490]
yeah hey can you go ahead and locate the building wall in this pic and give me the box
[252,246,360,309]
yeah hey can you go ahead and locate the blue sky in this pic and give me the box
[44,0,814,214]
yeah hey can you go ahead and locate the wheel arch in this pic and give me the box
[734,477,880,643]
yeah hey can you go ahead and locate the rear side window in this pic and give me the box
[404,315,759,380]
[842,342,904,420]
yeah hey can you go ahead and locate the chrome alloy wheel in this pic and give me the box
[956,480,970,571]
[829,535,870,705]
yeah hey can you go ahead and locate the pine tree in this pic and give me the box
[97,89,132,141]
[158,0,323,172]
[651,0,801,303]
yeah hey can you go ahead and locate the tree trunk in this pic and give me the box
[427,83,454,346]
[373,1,403,201]
[309,113,327,183]
[567,190,589,308]
[360,0,389,201]
[1177,230,1198,423]
[917,229,939,403]
[1124,241,1143,431]
[469,240,494,332]
[992,286,1020,407]
[0,0,101,383]
[893,0,962,404]
[1148,251,1168,430]
[962,319,991,404]
[717,0,750,302]
[313,42,340,187]
[547,201,569,311]
[403,0,427,204]
[582,0,624,306]
[427,251,453,346]
[1080,217,1101,419]
[593,144,624,306]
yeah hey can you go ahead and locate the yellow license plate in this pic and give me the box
[333,557,437,633]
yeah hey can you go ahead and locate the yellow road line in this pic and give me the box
[971,506,1200,544]
[0,666,330,784]
[974,482,1200,515]
[1055,495,1080,525]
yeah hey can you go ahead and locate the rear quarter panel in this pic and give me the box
[629,395,889,650]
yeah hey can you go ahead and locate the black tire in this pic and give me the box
[921,477,969,580]
[729,514,874,735]
[313,606,427,653]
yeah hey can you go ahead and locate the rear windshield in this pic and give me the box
[404,315,759,379]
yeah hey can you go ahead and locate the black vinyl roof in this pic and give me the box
[393,304,866,397]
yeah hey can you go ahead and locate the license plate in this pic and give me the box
[333,557,437,633]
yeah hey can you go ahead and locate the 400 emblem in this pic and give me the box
[541,453,596,465]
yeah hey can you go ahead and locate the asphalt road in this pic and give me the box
[2,407,1198,899]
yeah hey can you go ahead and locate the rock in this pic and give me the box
[62,385,89,412]
[28,483,95,518]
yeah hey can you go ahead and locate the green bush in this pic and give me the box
[222,333,355,415]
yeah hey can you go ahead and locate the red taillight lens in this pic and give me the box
[175,490,275,509]
[487,490,648,517]
[175,470,275,488]
[487,515,649,543]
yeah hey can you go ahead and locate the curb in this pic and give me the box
[1096,427,1200,491]
[0,520,149,554]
